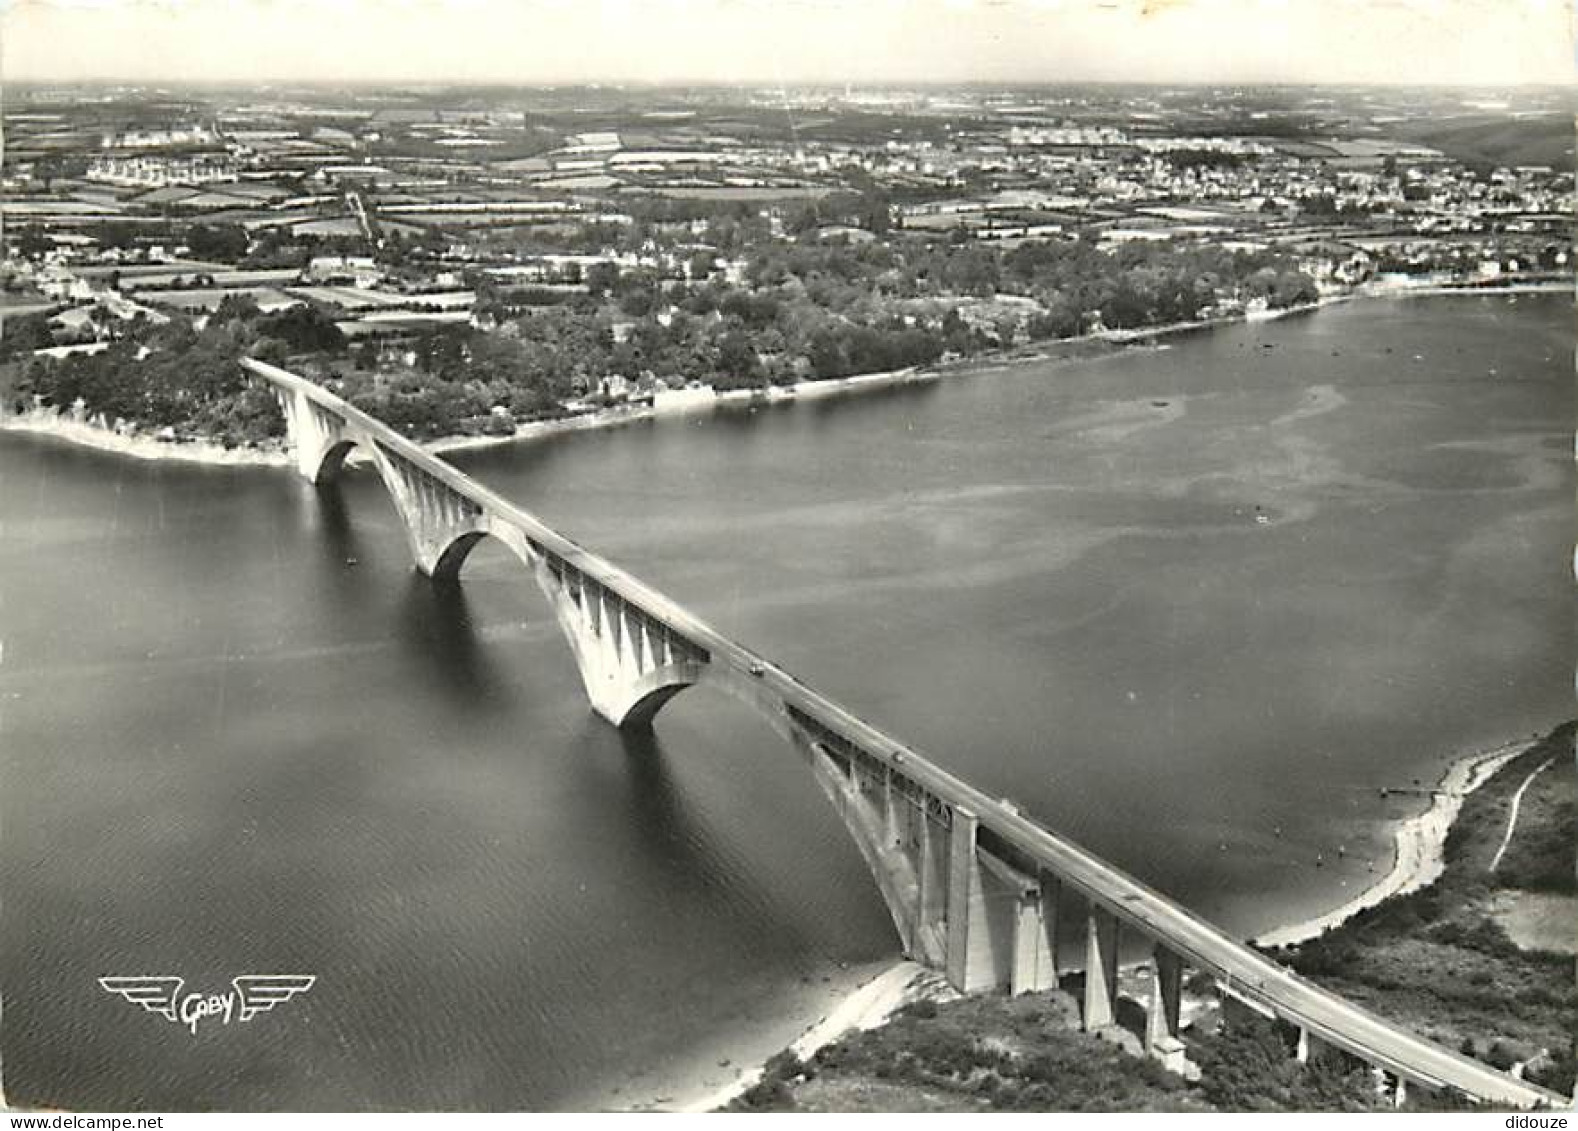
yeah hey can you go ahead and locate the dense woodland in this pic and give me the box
[726,991,1392,1113]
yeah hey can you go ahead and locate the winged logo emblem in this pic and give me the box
[99,974,315,1034]
[233,975,316,1022]
[97,976,183,1022]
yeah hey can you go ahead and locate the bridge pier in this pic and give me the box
[945,809,985,990]
[276,382,497,581]
[947,812,1044,993]
[939,811,1062,995]
[1144,946,1188,1070]
[917,808,948,962]
[1032,874,1061,990]
[1083,904,1119,1031]
[1151,946,1184,1045]
[1372,1068,1410,1108]
[1007,873,1058,995]
[1295,1025,1333,1065]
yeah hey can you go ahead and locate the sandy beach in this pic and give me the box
[560,957,913,1113]
[558,959,961,1112]
[1253,737,1534,948]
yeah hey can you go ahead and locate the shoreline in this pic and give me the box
[1252,736,1535,948]
[6,277,1562,470]
[0,366,936,468]
[599,960,954,1114]
[0,409,293,466]
[648,731,1541,1113]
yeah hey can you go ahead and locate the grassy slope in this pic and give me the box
[726,722,1576,1111]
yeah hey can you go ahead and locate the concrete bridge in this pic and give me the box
[245,357,1562,1110]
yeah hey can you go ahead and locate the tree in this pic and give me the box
[212,293,262,325]
[585,261,619,298]
[687,250,717,281]
[807,328,850,379]
[12,227,52,260]
[715,329,760,386]
[258,305,346,355]
[95,222,140,252]
[187,223,249,263]
[1195,1016,1383,1112]
[0,314,54,360]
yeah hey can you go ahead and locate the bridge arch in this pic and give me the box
[430,529,491,584]
[313,438,362,485]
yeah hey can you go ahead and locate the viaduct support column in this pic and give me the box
[1145,945,1183,1051]
[1144,945,1188,1070]
[918,816,945,959]
[1039,875,1060,988]
[1008,885,1057,995]
[1295,1026,1330,1065]
[1083,903,1119,1031]
[945,807,984,991]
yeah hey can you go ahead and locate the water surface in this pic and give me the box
[1,293,1569,1109]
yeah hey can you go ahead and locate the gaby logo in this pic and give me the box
[99,975,316,1035]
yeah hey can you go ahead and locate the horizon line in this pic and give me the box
[7,75,1575,93]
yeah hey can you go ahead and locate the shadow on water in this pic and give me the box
[595,722,830,958]
[395,574,503,709]
[311,480,362,565]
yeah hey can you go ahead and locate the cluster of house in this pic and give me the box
[87,153,238,187]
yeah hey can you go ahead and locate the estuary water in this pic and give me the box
[0,293,1569,1109]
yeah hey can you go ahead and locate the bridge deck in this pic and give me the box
[242,357,1563,1109]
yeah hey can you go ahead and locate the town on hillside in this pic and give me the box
[1,83,1571,447]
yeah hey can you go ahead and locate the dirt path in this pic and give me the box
[1488,755,1556,874]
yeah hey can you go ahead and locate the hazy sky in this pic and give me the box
[2,0,1573,87]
